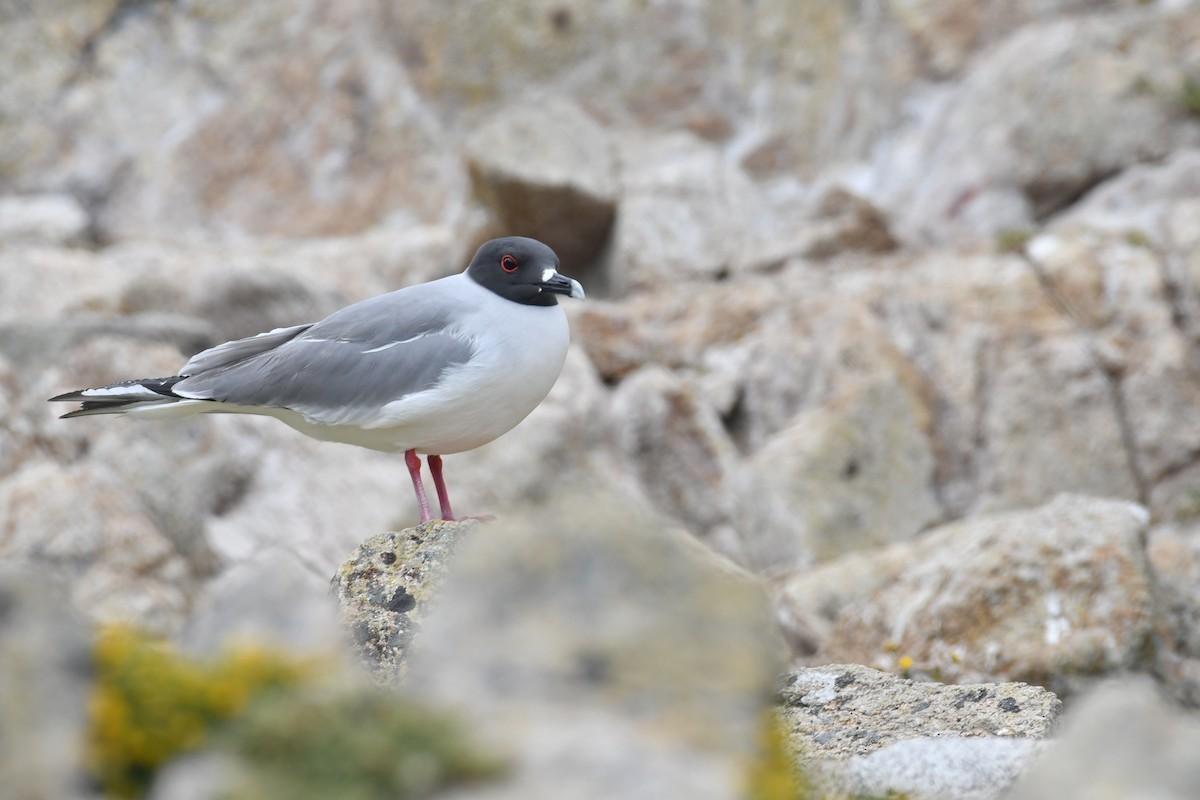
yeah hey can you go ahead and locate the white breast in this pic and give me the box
[345,277,570,454]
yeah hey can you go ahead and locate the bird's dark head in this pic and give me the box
[465,236,585,307]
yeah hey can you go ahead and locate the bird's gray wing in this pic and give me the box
[173,286,476,426]
[181,323,313,375]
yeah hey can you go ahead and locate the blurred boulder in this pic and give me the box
[404,497,781,800]
[776,495,1157,697]
[0,193,90,246]
[1031,151,1200,501]
[858,249,1141,515]
[0,460,196,633]
[1004,677,1200,799]
[0,565,95,800]
[750,185,899,268]
[182,545,345,657]
[0,316,216,379]
[1145,519,1200,706]
[466,98,617,276]
[821,737,1049,800]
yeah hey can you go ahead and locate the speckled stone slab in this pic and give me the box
[779,663,1062,761]
[331,518,481,683]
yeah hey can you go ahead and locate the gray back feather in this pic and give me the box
[174,281,476,425]
[182,323,313,375]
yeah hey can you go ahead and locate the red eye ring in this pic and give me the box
[500,254,518,273]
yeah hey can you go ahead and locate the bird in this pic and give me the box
[50,236,585,524]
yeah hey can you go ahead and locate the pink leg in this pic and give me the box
[427,454,457,521]
[405,449,434,524]
[428,455,495,522]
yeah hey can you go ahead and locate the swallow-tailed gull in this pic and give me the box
[50,236,585,523]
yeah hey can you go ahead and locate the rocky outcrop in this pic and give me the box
[776,495,1159,697]
[4,2,1200,797]
[871,8,1200,244]
[331,519,480,683]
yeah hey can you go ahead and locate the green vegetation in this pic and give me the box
[88,626,504,799]
[745,711,811,800]
[219,691,506,800]
[1123,230,1153,248]
[89,625,311,798]
[994,229,1033,255]
[1178,75,1200,119]
[1172,488,1200,523]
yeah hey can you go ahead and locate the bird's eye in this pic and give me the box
[500,254,518,273]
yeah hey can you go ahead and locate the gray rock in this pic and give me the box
[1031,151,1200,494]
[750,184,899,267]
[872,9,1200,244]
[889,0,1133,79]
[978,317,1141,511]
[0,460,196,633]
[404,496,781,800]
[780,664,1061,761]
[819,736,1050,800]
[0,315,216,376]
[394,0,919,170]
[147,753,243,800]
[611,131,768,294]
[0,193,90,246]
[331,519,481,683]
[736,375,942,572]
[610,366,739,543]
[859,248,1141,515]
[777,495,1157,696]
[466,97,617,273]
[0,565,95,800]
[1145,519,1200,706]
[181,546,344,656]
[1004,677,1200,799]
[0,1,457,241]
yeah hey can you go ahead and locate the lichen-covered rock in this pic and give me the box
[331,519,481,682]
[779,664,1061,761]
[777,495,1157,696]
